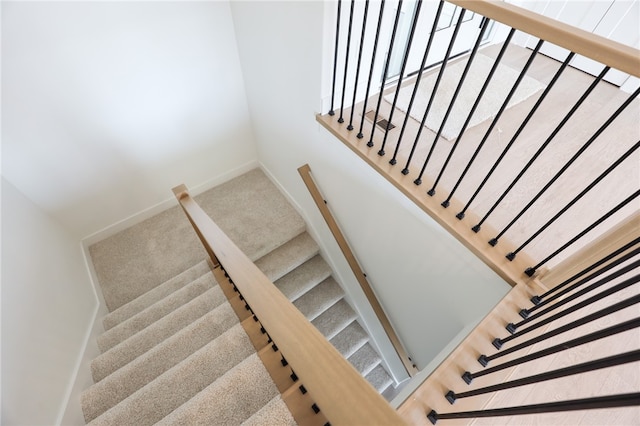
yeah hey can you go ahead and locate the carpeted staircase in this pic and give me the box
[82,169,394,424]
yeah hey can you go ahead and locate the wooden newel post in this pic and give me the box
[172,184,220,268]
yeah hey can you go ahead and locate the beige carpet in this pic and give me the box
[84,168,394,424]
[90,168,305,311]
[385,53,545,140]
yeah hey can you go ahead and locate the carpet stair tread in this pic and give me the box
[87,323,254,425]
[156,353,279,425]
[293,276,344,321]
[97,272,218,352]
[255,232,318,282]
[275,254,332,301]
[311,298,357,340]
[241,395,297,426]
[103,260,211,331]
[82,302,239,422]
[347,342,382,378]
[91,287,227,382]
[365,364,394,394]
[329,320,369,360]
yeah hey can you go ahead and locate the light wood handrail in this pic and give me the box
[172,184,406,426]
[448,0,640,78]
[298,164,418,377]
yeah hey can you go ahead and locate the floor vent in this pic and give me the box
[365,111,395,130]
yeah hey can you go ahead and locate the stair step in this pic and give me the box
[365,364,394,393]
[255,232,319,282]
[293,277,344,321]
[82,303,239,422]
[87,323,254,425]
[348,342,383,378]
[97,272,218,352]
[103,260,211,330]
[311,298,357,340]
[241,395,296,426]
[91,288,228,382]
[275,254,332,301]
[156,353,279,425]
[329,320,368,359]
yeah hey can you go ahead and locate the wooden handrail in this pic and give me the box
[298,164,418,377]
[172,184,406,426]
[448,0,640,78]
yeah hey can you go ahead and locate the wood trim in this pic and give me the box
[298,163,418,377]
[539,211,640,289]
[173,185,406,426]
[448,0,640,78]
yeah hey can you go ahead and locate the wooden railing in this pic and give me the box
[172,184,406,426]
[299,163,418,377]
[319,0,640,423]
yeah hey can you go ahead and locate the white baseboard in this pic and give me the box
[81,160,259,247]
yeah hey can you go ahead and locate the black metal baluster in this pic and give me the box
[379,0,424,157]
[367,0,404,148]
[472,65,611,233]
[491,87,640,248]
[406,17,490,178]
[329,0,342,116]
[427,393,640,424]
[507,142,640,260]
[357,0,386,139]
[338,0,356,123]
[456,52,576,220]
[496,272,640,348]
[438,40,544,203]
[463,317,640,384]
[531,237,640,305]
[478,293,640,367]
[347,0,370,130]
[390,1,446,167]
[416,28,516,183]
[524,189,640,276]
[450,350,640,404]
[524,246,640,318]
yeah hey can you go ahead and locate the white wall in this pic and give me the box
[2,1,258,240]
[230,0,510,378]
[1,178,97,425]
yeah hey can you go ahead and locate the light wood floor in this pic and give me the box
[328,43,639,271]
[319,42,639,425]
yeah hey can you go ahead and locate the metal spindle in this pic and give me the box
[347,0,370,130]
[329,0,342,116]
[450,350,640,404]
[463,317,640,384]
[532,237,640,304]
[456,52,576,220]
[416,28,516,183]
[379,0,424,157]
[491,87,640,247]
[438,40,544,203]
[524,189,640,277]
[338,0,356,123]
[496,272,640,347]
[357,0,386,139]
[407,18,490,178]
[507,142,640,260]
[390,0,446,167]
[524,246,640,317]
[367,0,404,148]
[478,293,640,367]
[472,65,611,233]
[427,393,640,424]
